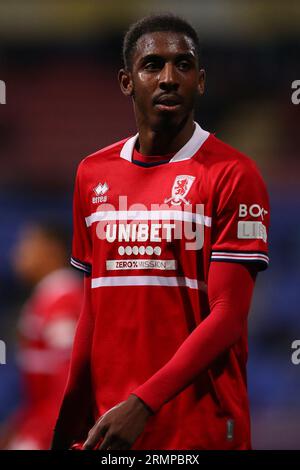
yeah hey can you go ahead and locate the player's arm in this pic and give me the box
[129,261,256,413]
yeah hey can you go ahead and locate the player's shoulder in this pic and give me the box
[202,133,263,179]
[76,136,131,175]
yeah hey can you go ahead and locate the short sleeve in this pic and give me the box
[211,159,270,271]
[70,165,92,274]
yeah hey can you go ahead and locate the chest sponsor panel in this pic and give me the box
[88,207,209,253]
[87,206,210,289]
[106,259,177,271]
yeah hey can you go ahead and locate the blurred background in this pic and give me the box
[0,0,300,449]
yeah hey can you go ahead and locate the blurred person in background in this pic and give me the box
[52,14,270,450]
[0,221,82,450]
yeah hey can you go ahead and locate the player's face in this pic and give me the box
[120,31,205,129]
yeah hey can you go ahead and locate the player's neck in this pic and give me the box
[136,116,195,156]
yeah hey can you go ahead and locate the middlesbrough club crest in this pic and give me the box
[92,182,109,203]
[164,175,195,206]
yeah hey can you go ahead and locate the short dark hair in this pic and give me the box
[122,13,201,70]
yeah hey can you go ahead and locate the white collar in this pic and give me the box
[120,121,210,164]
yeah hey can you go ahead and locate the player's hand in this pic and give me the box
[82,394,153,450]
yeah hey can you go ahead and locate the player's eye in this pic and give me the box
[144,59,163,70]
[145,63,157,69]
[177,61,191,71]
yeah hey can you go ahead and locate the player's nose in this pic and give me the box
[158,62,179,90]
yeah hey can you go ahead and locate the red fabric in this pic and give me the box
[131,262,256,413]
[5,269,82,450]
[51,275,95,449]
[53,262,256,450]
[54,125,270,449]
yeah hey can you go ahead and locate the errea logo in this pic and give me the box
[92,182,109,204]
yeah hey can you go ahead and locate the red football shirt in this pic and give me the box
[7,269,82,450]
[70,122,269,450]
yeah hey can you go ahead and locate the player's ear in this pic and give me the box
[118,69,134,97]
[197,68,205,96]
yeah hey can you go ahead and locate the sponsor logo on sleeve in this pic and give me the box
[239,203,268,220]
[237,221,267,242]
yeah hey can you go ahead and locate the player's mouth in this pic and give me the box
[153,94,182,112]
